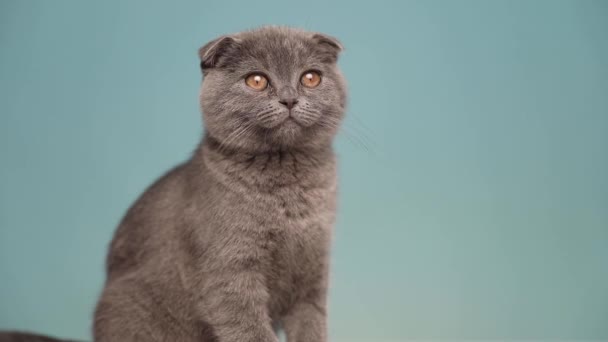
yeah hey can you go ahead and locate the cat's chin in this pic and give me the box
[262,118,306,147]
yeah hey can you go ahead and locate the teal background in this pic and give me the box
[1,0,607,340]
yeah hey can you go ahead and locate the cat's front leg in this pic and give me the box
[283,300,327,342]
[198,269,279,342]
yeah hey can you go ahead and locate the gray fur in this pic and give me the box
[93,26,346,342]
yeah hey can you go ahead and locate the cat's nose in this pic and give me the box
[279,98,299,110]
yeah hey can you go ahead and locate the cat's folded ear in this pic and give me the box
[198,35,240,71]
[312,33,344,63]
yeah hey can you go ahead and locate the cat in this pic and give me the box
[0,25,346,342]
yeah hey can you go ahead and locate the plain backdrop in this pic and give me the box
[1,0,607,340]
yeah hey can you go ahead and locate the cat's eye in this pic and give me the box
[301,71,321,88]
[245,73,268,91]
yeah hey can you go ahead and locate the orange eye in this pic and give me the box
[301,71,321,88]
[245,74,268,90]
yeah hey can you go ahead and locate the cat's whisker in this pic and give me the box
[341,124,374,151]
[217,121,253,153]
[344,113,376,148]
[256,108,278,118]
[294,110,321,126]
[230,123,257,146]
[318,117,374,153]
[227,123,257,150]
[257,111,280,123]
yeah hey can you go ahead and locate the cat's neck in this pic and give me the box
[196,134,336,191]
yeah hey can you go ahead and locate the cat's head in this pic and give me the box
[199,26,346,152]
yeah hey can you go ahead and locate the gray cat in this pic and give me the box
[0,25,346,342]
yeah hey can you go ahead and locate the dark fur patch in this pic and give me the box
[197,321,218,342]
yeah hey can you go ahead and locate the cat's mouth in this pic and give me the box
[283,116,303,126]
[255,115,306,146]
[272,116,302,133]
[255,111,302,129]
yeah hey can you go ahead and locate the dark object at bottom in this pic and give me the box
[0,332,78,342]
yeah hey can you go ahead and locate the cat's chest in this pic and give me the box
[256,186,333,258]
[254,187,334,316]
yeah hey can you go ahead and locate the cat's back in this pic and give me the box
[104,160,199,278]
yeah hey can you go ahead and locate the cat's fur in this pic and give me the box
[0,26,345,342]
[91,26,347,342]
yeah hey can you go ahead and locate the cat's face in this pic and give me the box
[199,26,347,152]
